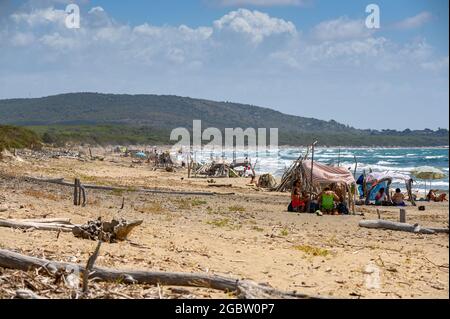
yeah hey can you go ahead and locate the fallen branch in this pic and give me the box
[0,219,74,232]
[13,218,72,224]
[0,249,324,299]
[208,184,233,188]
[25,176,217,196]
[15,289,47,299]
[359,220,449,234]
[83,241,102,293]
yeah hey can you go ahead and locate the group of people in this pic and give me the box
[374,187,448,206]
[288,180,348,215]
[373,187,407,206]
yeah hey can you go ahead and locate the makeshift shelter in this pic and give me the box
[192,161,239,178]
[275,148,357,213]
[364,171,415,206]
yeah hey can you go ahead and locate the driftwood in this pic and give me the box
[0,219,75,232]
[72,219,143,243]
[0,249,324,299]
[359,220,449,234]
[0,218,142,242]
[13,218,72,224]
[25,176,216,197]
[15,289,47,299]
[83,241,102,293]
[208,184,233,188]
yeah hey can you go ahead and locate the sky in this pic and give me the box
[0,0,448,130]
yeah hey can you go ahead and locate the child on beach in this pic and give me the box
[375,188,387,205]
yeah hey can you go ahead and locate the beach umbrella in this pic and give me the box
[411,166,446,196]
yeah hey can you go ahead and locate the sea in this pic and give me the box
[186,147,449,192]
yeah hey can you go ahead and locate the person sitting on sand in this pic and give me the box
[375,188,387,205]
[318,187,340,215]
[392,188,406,206]
[427,190,448,202]
[288,188,306,212]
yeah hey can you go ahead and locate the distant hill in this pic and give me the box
[0,93,448,146]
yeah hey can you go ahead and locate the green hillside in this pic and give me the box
[0,93,448,146]
[0,125,41,151]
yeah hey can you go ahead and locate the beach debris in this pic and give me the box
[257,174,277,189]
[0,218,75,232]
[359,220,449,234]
[25,175,217,196]
[0,249,327,299]
[83,241,102,294]
[208,184,232,188]
[72,218,143,243]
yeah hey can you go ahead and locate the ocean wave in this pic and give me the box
[374,155,404,158]
[376,160,398,165]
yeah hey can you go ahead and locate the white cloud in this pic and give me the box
[394,11,432,30]
[88,6,105,14]
[40,32,78,50]
[215,0,306,6]
[0,2,447,129]
[10,32,35,46]
[213,9,296,44]
[421,56,449,73]
[11,7,66,27]
[312,17,373,41]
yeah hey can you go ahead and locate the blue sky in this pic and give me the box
[0,0,448,130]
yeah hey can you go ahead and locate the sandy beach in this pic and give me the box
[0,147,448,299]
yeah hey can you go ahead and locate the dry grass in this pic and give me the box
[191,199,207,207]
[207,218,230,228]
[228,205,246,213]
[136,202,165,214]
[175,199,191,210]
[293,245,329,257]
[22,189,61,201]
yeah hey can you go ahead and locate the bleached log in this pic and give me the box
[0,249,324,299]
[25,176,216,196]
[359,220,449,234]
[15,289,47,299]
[13,218,72,224]
[0,219,74,232]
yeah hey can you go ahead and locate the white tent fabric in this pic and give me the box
[302,160,356,185]
[366,171,411,183]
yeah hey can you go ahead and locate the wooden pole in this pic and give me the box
[308,141,318,213]
[399,209,406,223]
[73,179,79,206]
[338,148,340,167]
[187,153,191,179]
